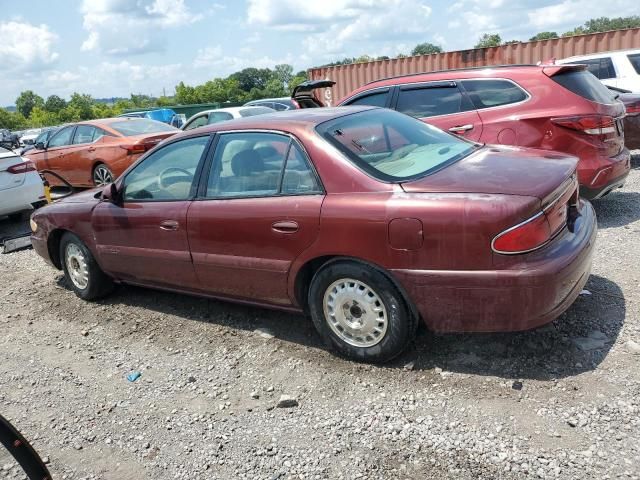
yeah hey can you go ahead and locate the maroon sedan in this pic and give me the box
[30,107,596,362]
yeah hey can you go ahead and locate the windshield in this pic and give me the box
[109,119,178,137]
[317,109,477,181]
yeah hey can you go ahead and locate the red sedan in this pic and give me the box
[30,107,596,362]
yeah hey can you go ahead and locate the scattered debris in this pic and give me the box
[127,371,142,382]
[276,395,298,408]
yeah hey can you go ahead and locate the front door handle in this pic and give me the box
[159,220,179,231]
[272,220,299,233]
[88,147,96,152]
[449,124,474,134]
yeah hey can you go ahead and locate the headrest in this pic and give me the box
[231,150,264,176]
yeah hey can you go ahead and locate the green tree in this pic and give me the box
[175,81,200,104]
[474,33,502,49]
[229,68,274,92]
[0,109,27,130]
[28,106,59,127]
[15,90,44,118]
[563,16,640,36]
[273,64,294,89]
[68,93,95,120]
[155,96,175,107]
[503,40,520,45]
[411,42,443,56]
[44,95,67,113]
[529,31,558,41]
[130,94,154,108]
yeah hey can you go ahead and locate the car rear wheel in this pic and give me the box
[60,232,113,300]
[308,261,416,363]
[93,164,113,186]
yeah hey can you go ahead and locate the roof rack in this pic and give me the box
[364,64,540,86]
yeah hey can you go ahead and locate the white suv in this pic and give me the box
[557,49,640,93]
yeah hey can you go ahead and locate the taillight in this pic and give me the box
[492,212,552,254]
[120,144,147,155]
[624,100,640,115]
[493,176,578,255]
[551,115,616,135]
[6,161,36,174]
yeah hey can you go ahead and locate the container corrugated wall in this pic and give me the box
[309,28,640,104]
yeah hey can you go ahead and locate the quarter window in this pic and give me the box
[47,126,74,148]
[461,80,528,109]
[207,112,234,124]
[346,91,389,107]
[124,136,209,201]
[396,85,474,118]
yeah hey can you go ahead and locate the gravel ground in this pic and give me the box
[1,154,639,480]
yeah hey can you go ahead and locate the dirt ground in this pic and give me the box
[0,154,639,480]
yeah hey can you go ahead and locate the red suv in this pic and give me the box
[334,65,631,199]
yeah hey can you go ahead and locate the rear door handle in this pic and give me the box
[159,220,179,231]
[272,220,299,233]
[449,124,474,133]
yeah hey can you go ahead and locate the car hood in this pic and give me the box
[401,145,577,201]
[56,187,103,204]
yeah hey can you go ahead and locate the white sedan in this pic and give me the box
[181,106,275,131]
[0,147,46,220]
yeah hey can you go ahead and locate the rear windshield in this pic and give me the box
[109,119,178,136]
[628,53,640,74]
[551,69,616,104]
[317,109,477,182]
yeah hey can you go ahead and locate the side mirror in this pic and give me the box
[102,183,122,205]
[35,142,46,150]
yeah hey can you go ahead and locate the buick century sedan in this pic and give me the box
[31,107,596,362]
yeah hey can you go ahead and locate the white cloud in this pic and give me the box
[0,21,59,70]
[80,0,203,55]
[527,0,639,30]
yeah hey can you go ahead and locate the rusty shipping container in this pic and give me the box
[308,28,640,105]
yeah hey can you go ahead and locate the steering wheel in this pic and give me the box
[158,167,192,189]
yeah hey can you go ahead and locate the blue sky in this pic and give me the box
[1,0,638,105]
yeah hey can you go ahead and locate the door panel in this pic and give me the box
[187,196,322,305]
[422,110,484,142]
[92,201,198,287]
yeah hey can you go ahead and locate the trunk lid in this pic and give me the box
[400,145,577,201]
[292,80,336,108]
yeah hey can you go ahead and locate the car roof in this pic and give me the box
[245,97,292,104]
[191,106,275,117]
[558,48,640,62]
[77,117,163,127]
[181,106,376,136]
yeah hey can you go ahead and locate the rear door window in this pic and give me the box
[551,69,617,104]
[345,90,390,107]
[207,112,233,124]
[184,114,209,130]
[580,57,617,80]
[73,125,97,144]
[460,80,528,109]
[395,84,474,118]
[628,53,640,74]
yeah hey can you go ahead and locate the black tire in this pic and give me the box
[59,232,114,300]
[308,260,416,363]
[93,163,114,186]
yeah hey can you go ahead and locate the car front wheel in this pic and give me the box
[60,232,113,300]
[308,261,416,363]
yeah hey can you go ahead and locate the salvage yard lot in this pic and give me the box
[1,155,639,480]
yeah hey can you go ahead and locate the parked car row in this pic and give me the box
[0,147,45,220]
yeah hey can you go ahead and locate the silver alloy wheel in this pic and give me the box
[323,278,388,348]
[65,243,89,290]
[93,165,113,186]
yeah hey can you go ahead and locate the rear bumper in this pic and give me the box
[391,200,597,333]
[0,173,45,217]
[579,148,630,200]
